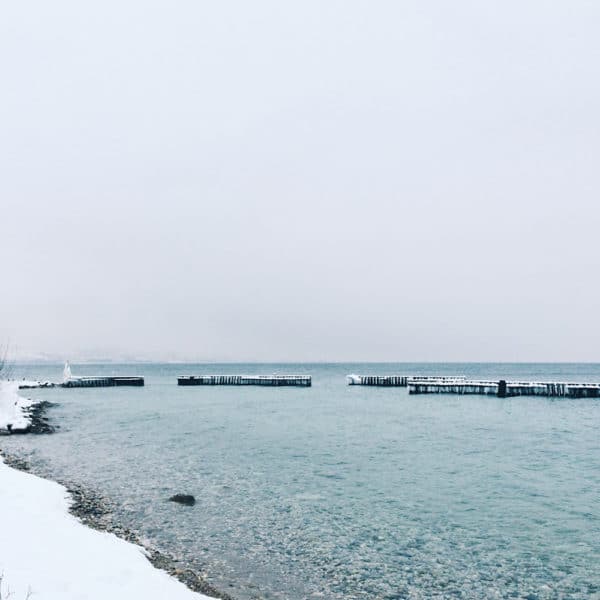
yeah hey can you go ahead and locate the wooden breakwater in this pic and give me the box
[408,379,600,398]
[409,380,498,395]
[62,376,144,388]
[347,375,408,386]
[178,375,312,387]
[502,381,600,398]
[347,375,466,387]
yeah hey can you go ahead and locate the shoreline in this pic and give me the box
[0,448,220,599]
[0,391,237,600]
[0,448,236,600]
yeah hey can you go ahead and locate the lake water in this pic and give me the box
[2,363,600,599]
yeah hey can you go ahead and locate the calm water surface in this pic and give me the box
[3,363,600,599]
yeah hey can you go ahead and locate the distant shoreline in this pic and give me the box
[11,360,600,367]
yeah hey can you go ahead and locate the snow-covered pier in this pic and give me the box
[346,375,466,387]
[502,381,600,398]
[62,376,144,388]
[347,375,408,386]
[59,363,144,388]
[178,375,311,387]
[409,379,498,395]
[346,372,600,397]
[408,379,600,398]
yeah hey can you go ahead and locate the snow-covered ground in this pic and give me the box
[0,383,212,598]
[0,381,37,432]
[0,455,212,600]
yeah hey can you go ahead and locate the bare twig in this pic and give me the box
[0,573,30,600]
[0,572,14,599]
[0,341,16,380]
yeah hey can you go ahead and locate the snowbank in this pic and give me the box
[0,381,36,432]
[0,456,212,600]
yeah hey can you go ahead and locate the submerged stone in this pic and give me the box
[168,494,196,506]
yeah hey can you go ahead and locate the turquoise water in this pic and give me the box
[3,363,600,599]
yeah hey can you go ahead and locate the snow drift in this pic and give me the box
[0,381,36,433]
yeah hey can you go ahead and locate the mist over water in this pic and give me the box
[3,2,600,364]
[3,363,600,599]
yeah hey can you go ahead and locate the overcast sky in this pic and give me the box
[1,1,599,362]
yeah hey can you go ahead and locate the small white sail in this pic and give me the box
[63,361,72,382]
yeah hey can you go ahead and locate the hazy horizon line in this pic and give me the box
[9,359,600,366]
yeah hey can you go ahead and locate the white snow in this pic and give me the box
[0,381,36,432]
[0,456,212,600]
[63,361,72,382]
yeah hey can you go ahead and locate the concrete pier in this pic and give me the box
[178,375,311,387]
[62,376,144,388]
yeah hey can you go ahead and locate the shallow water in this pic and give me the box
[3,363,600,599]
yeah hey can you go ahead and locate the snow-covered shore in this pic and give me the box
[0,382,214,599]
[0,381,37,432]
[0,455,213,600]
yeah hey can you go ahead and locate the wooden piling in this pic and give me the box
[62,376,144,388]
[408,378,600,398]
[497,380,507,398]
[177,375,311,387]
[346,375,466,387]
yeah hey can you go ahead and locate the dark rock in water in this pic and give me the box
[169,494,196,506]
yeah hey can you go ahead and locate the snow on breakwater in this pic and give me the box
[0,455,212,600]
[346,374,467,386]
[346,374,600,397]
[0,381,38,433]
[178,374,311,386]
[408,379,600,397]
[62,376,145,387]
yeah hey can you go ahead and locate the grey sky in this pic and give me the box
[1,1,599,362]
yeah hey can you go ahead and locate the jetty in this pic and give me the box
[346,375,466,387]
[60,362,144,388]
[347,371,600,398]
[408,378,600,398]
[178,375,311,387]
[62,376,144,388]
